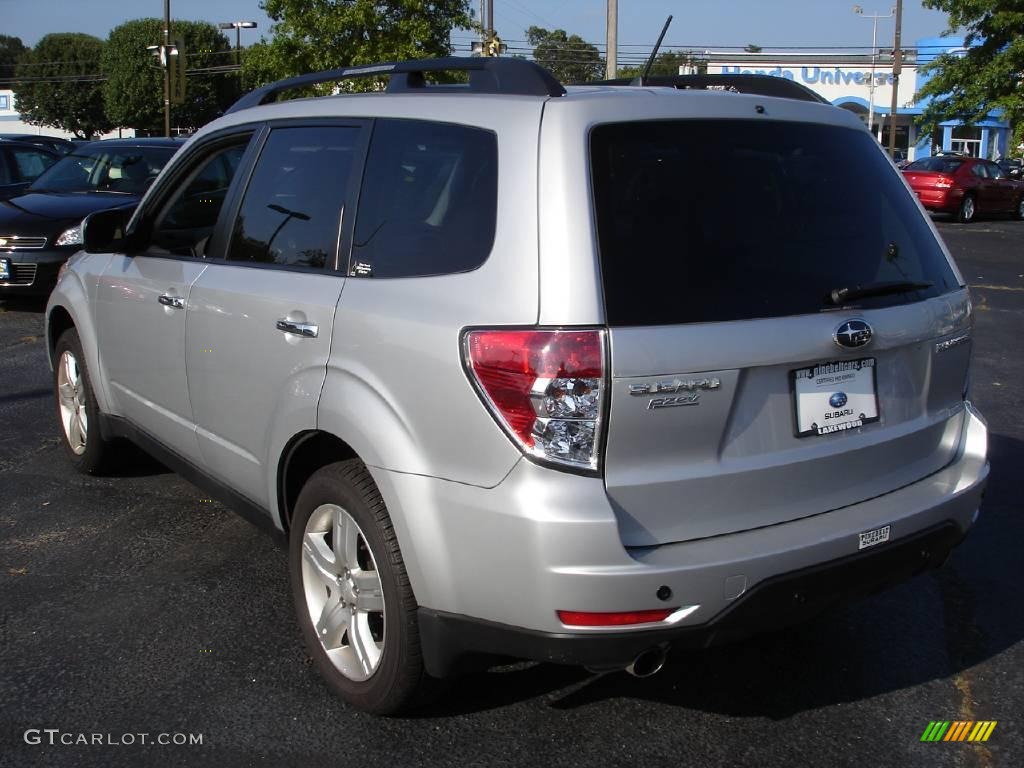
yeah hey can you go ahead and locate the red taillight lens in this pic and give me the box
[557,609,674,627]
[463,329,606,470]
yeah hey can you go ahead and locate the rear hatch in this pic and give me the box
[591,119,969,547]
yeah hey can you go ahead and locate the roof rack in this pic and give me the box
[588,74,830,104]
[226,56,566,114]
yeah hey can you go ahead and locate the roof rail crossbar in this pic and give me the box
[227,56,566,113]
[588,74,830,105]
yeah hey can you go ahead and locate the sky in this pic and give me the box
[4,0,953,57]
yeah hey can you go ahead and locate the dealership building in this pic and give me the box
[705,36,1012,162]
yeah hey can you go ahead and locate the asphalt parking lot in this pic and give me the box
[1,219,1022,767]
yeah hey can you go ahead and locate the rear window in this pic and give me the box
[591,120,960,326]
[906,156,965,174]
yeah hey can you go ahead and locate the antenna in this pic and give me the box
[638,15,673,84]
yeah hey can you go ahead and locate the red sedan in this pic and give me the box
[902,155,1024,223]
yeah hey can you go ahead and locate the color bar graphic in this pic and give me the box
[921,721,997,742]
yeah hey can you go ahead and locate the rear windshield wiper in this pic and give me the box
[827,280,933,306]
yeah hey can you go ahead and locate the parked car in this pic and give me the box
[0,138,181,297]
[902,155,1024,222]
[0,141,60,200]
[46,59,988,714]
[0,133,76,155]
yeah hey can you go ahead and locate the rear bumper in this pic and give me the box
[374,403,988,676]
[419,521,966,674]
[914,187,962,212]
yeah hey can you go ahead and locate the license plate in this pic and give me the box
[0,258,9,281]
[792,357,879,437]
[858,524,891,550]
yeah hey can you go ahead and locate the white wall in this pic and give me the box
[0,89,131,139]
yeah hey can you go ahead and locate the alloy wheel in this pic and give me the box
[962,196,975,221]
[56,350,88,455]
[300,503,386,682]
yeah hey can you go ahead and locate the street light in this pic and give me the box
[218,20,257,67]
[853,5,895,141]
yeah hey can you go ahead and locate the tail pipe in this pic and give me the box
[625,645,668,678]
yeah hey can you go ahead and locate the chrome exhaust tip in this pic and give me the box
[625,646,668,678]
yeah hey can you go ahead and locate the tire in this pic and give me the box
[289,459,437,714]
[53,328,114,474]
[956,193,976,223]
[1014,195,1024,221]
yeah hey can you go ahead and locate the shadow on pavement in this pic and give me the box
[422,432,1022,720]
[0,297,48,314]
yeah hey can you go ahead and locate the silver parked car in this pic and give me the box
[45,59,989,714]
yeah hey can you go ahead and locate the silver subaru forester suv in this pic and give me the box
[45,58,989,714]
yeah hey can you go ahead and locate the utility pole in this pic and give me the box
[163,0,171,137]
[606,0,617,79]
[854,6,895,142]
[887,0,903,157]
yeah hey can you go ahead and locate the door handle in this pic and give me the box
[276,319,319,338]
[158,294,185,309]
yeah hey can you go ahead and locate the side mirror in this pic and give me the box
[83,206,138,254]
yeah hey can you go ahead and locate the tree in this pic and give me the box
[526,26,603,83]
[916,1,1024,142]
[618,50,706,79]
[744,43,763,53]
[0,34,28,78]
[102,19,235,133]
[12,34,112,139]
[242,0,473,92]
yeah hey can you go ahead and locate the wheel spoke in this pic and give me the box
[352,569,384,613]
[315,600,350,650]
[57,381,77,408]
[347,613,378,675]
[333,507,361,570]
[63,353,79,390]
[69,412,85,449]
[302,533,337,587]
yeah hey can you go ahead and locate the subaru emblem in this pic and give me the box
[834,319,873,349]
[829,392,848,408]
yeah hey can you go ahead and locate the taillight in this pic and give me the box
[935,175,955,189]
[463,328,606,471]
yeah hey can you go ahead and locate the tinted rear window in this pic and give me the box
[906,157,965,174]
[591,120,960,326]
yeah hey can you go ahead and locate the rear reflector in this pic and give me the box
[463,329,606,471]
[557,609,675,627]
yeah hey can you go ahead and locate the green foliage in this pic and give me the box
[242,0,474,93]
[916,1,1024,140]
[13,34,111,138]
[102,19,234,132]
[618,50,707,79]
[526,26,603,84]
[0,34,28,77]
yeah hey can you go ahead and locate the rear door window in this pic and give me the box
[349,119,498,278]
[590,120,960,326]
[227,125,361,270]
